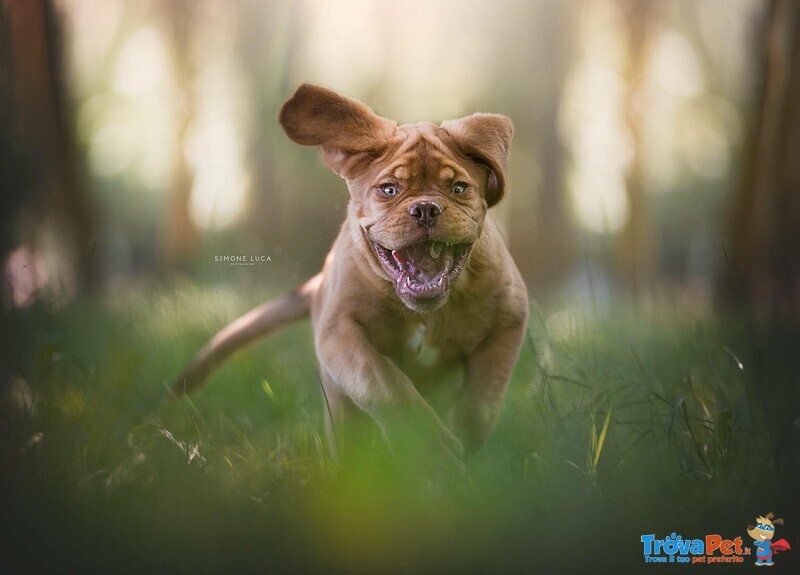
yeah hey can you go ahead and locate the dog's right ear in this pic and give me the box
[279,84,396,177]
[441,113,513,208]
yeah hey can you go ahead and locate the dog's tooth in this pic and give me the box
[399,273,409,292]
[429,241,443,259]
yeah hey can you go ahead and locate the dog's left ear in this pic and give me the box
[441,113,513,207]
[279,84,397,177]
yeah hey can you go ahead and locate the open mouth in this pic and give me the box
[371,239,471,301]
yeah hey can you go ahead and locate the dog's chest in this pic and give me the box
[405,323,439,367]
[397,322,464,400]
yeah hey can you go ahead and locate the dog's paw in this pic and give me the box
[436,421,465,463]
[381,407,465,474]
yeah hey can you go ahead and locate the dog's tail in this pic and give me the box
[170,273,322,398]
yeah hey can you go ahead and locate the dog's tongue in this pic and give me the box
[392,241,452,282]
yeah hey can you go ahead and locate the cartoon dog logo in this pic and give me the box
[747,513,791,566]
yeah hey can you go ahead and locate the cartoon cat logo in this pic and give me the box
[747,513,791,567]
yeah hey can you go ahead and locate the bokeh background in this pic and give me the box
[1,1,799,573]
[5,0,799,311]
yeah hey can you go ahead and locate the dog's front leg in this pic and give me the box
[450,322,526,456]
[316,318,464,463]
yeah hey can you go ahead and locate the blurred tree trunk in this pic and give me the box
[237,0,294,256]
[617,0,657,299]
[507,1,575,294]
[0,3,24,263]
[161,0,199,272]
[724,0,800,321]
[6,0,97,291]
[1,2,31,398]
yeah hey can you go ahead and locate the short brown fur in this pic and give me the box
[174,84,529,463]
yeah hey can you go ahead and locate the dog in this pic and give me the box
[747,513,791,566]
[172,84,528,464]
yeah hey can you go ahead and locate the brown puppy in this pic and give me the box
[173,84,528,462]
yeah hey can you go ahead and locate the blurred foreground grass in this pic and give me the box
[2,285,799,574]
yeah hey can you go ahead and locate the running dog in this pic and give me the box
[172,84,528,464]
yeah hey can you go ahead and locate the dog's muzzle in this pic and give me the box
[370,238,472,309]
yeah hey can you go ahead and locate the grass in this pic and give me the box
[2,283,799,574]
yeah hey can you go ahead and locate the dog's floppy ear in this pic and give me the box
[441,113,513,207]
[279,84,396,177]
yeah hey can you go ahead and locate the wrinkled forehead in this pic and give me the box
[375,122,472,185]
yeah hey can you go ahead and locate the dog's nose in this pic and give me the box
[408,201,444,226]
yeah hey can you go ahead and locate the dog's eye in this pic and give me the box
[379,184,399,197]
[452,182,468,195]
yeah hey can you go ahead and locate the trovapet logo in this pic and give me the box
[640,533,748,565]
[640,512,791,567]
